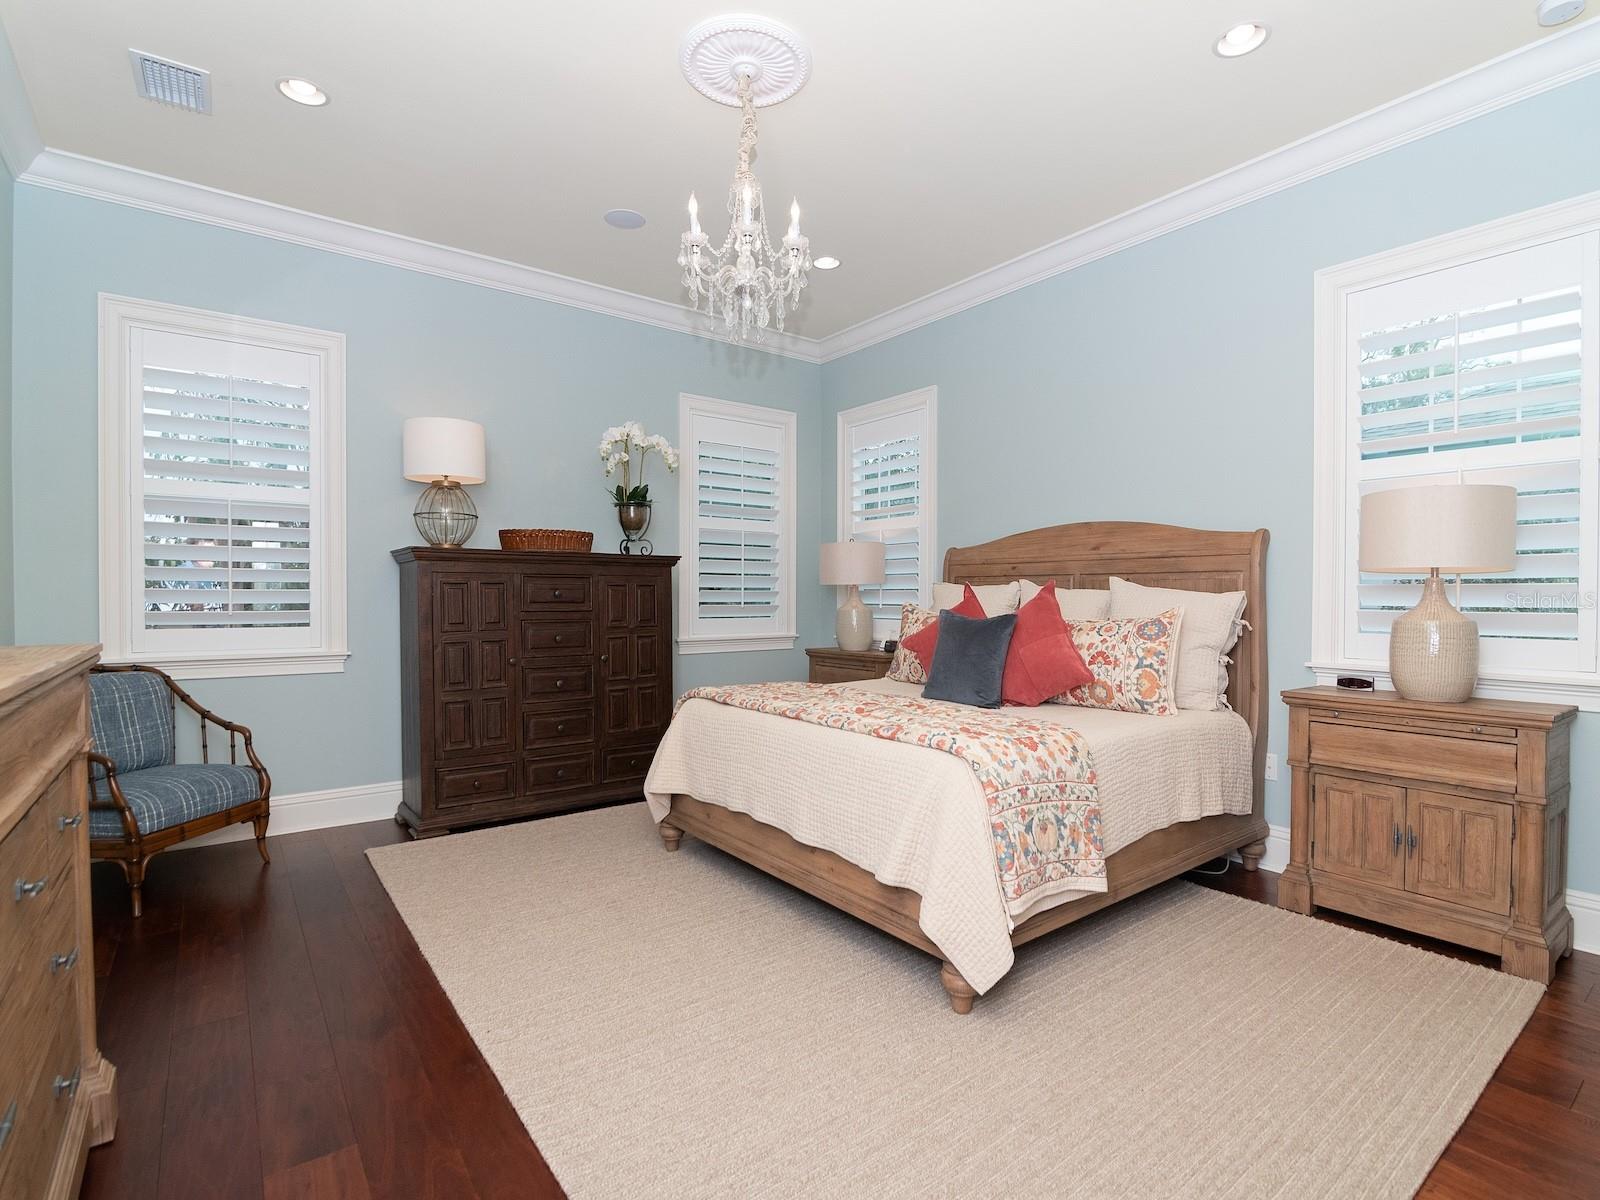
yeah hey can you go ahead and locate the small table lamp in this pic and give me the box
[1359,483,1516,703]
[820,540,886,653]
[404,417,486,548]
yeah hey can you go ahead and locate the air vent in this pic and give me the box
[129,50,211,113]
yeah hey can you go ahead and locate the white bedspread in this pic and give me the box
[643,677,1252,993]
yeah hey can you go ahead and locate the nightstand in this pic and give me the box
[1279,686,1576,983]
[806,646,893,684]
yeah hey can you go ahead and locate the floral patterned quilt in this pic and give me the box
[676,682,1105,906]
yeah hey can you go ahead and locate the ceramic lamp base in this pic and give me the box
[1388,572,1479,703]
[835,585,873,653]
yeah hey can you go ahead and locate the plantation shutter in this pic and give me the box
[1348,233,1597,672]
[134,329,321,645]
[680,398,795,646]
[840,395,935,634]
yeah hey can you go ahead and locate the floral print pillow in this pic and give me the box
[886,603,938,684]
[1052,607,1184,716]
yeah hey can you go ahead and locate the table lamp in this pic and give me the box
[1358,483,1516,703]
[404,417,486,548]
[820,540,886,653]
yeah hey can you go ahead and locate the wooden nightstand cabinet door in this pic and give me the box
[1312,775,1405,890]
[1405,790,1513,915]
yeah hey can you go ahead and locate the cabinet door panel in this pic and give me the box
[431,575,515,758]
[595,573,669,739]
[1405,790,1512,915]
[1312,775,1405,889]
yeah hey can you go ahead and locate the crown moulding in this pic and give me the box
[7,20,1600,365]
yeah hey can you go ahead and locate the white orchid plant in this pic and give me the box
[599,421,679,506]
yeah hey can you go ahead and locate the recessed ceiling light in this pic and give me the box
[604,209,647,230]
[1536,0,1586,27]
[277,77,329,106]
[1214,22,1269,57]
[814,256,841,270]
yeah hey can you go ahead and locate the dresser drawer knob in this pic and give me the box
[556,679,565,689]
[508,657,518,666]
[554,634,564,644]
[52,1068,80,1101]
[58,813,83,831]
[13,876,47,901]
[50,947,79,975]
[552,589,563,599]
[556,723,566,734]
[556,768,567,779]
[0,1100,14,1152]
[1471,725,1483,734]
[472,780,482,790]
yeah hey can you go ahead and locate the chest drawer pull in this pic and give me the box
[53,1068,80,1100]
[50,947,80,974]
[13,876,48,901]
[59,813,83,831]
[0,1100,15,1152]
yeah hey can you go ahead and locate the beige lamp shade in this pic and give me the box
[1359,484,1516,574]
[819,540,886,586]
[403,417,486,485]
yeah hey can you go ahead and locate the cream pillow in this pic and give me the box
[931,580,1020,614]
[1019,579,1111,622]
[1107,577,1246,712]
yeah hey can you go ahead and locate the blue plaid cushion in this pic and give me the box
[90,672,175,774]
[89,764,261,839]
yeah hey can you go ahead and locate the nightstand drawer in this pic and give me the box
[1308,721,1517,792]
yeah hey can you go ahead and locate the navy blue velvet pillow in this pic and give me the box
[921,609,1018,709]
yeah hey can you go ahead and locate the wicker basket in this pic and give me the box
[498,528,594,553]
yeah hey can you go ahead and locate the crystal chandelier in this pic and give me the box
[678,69,811,342]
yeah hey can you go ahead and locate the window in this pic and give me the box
[837,388,937,638]
[98,296,348,678]
[678,393,797,653]
[1312,197,1600,707]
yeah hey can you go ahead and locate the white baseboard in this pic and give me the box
[167,780,402,852]
[1238,822,1598,956]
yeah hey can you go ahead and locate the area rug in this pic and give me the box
[367,804,1542,1200]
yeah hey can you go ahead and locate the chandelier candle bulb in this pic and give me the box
[788,199,800,239]
[688,192,701,236]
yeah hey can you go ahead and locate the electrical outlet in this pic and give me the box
[1265,753,1279,782]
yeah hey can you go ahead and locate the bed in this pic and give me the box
[646,521,1270,1013]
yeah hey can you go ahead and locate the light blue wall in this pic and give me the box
[821,74,1600,893]
[10,186,823,793]
[0,154,13,642]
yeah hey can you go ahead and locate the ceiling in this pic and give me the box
[0,2,1592,339]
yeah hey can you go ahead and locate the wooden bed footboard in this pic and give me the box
[659,521,1270,1014]
[660,795,1269,1013]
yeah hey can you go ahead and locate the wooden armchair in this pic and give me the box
[87,664,272,916]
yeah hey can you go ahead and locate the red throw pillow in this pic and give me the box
[901,584,986,673]
[1002,580,1094,707]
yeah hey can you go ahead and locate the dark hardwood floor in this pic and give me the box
[82,811,1600,1199]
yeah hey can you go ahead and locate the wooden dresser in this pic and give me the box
[1279,686,1575,983]
[805,647,893,684]
[393,548,679,837]
[0,646,117,1196]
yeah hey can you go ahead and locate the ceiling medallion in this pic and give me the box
[676,15,815,343]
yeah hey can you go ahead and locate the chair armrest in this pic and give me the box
[85,752,140,841]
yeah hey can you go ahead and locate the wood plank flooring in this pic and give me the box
[81,811,1600,1199]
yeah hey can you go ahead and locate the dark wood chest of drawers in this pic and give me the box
[392,548,678,837]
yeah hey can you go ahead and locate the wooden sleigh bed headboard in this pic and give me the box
[944,521,1270,806]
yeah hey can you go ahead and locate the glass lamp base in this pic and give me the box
[415,480,478,548]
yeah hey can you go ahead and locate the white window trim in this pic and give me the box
[836,387,938,638]
[1310,189,1600,711]
[676,393,798,655]
[98,294,349,679]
